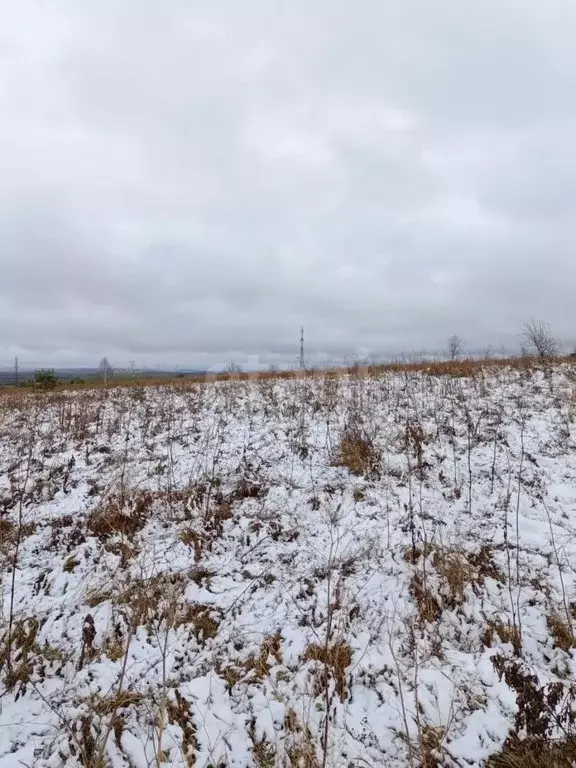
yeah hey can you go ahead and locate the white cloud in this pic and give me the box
[1,0,576,367]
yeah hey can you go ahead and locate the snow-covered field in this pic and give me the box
[1,365,576,767]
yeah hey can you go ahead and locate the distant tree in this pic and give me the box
[34,369,58,388]
[521,320,560,361]
[447,334,464,361]
[98,357,114,385]
[224,361,243,378]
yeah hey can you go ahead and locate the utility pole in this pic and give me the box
[299,326,305,370]
[14,355,19,386]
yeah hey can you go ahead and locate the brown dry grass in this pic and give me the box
[166,690,198,767]
[90,691,144,716]
[432,549,475,606]
[335,430,378,476]
[409,572,442,624]
[176,602,222,641]
[489,655,576,768]
[408,545,505,626]
[488,738,576,767]
[248,719,277,768]
[482,620,522,655]
[547,613,576,652]
[88,490,153,541]
[419,724,446,768]
[302,641,353,701]
[284,709,321,768]
[3,353,566,402]
[87,570,223,641]
[218,633,283,692]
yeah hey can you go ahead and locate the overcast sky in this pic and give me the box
[1,1,576,369]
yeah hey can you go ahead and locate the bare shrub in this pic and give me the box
[522,320,560,360]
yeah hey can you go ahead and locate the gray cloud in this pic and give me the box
[1,0,576,369]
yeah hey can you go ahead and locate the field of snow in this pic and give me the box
[1,364,576,767]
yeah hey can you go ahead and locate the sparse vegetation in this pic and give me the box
[2,360,576,766]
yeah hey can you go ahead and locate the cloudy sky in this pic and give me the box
[1,1,576,369]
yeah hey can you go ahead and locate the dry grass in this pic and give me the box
[547,613,576,652]
[487,738,576,767]
[218,633,283,692]
[91,691,144,716]
[284,709,321,768]
[89,571,223,641]
[179,527,204,561]
[432,549,475,606]
[176,602,223,640]
[408,545,505,626]
[482,620,522,655]
[1,617,69,691]
[3,353,574,401]
[87,490,153,541]
[409,572,442,624]
[166,690,198,767]
[419,724,446,768]
[335,429,379,476]
[488,655,576,767]
[63,555,80,572]
[248,719,277,768]
[302,641,353,701]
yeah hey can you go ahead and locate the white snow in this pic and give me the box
[1,365,576,766]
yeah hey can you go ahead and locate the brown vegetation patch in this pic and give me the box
[547,613,576,652]
[488,737,576,767]
[63,555,79,572]
[432,549,476,607]
[419,724,446,768]
[468,545,506,585]
[410,573,442,624]
[88,490,153,541]
[166,690,198,766]
[1,617,69,691]
[335,429,379,476]
[231,479,267,501]
[0,517,37,549]
[177,602,223,642]
[408,545,505,621]
[91,691,144,716]
[204,500,234,539]
[482,620,522,655]
[488,655,576,767]
[248,718,277,768]
[179,528,204,561]
[218,633,283,692]
[302,641,353,701]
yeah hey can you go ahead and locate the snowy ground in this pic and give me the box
[1,365,576,767]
